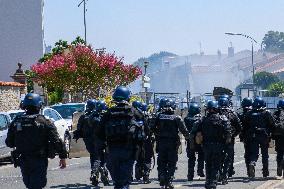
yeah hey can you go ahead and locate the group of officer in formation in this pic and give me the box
[4,86,284,189]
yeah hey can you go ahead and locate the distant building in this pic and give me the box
[0,0,44,81]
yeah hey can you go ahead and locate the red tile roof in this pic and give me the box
[0,81,25,87]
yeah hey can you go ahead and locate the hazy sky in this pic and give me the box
[44,0,284,63]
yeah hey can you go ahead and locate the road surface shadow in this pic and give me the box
[50,183,103,189]
[228,176,278,183]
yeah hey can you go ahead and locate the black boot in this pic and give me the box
[187,173,194,181]
[248,162,255,178]
[262,168,269,178]
[166,177,174,189]
[99,167,110,186]
[277,165,282,177]
[143,171,151,184]
[197,170,205,177]
[90,171,99,186]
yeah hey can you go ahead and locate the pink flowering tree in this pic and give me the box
[31,37,142,101]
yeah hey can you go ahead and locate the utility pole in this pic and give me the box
[225,32,257,97]
[78,0,87,44]
[144,61,149,104]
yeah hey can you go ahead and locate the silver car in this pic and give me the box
[0,112,12,160]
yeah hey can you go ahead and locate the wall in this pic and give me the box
[0,86,21,112]
[0,0,44,81]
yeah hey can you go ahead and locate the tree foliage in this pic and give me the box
[31,37,142,100]
[267,81,284,96]
[262,31,284,52]
[253,71,279,89]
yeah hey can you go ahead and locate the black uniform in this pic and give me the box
[191,112,231,189]
[184,114,204,180]
[219,107,241,181]
[152,108,190,187]
[95,102,143,189]
[238,108,251,175]
[5,114,67,189]
[134,111,153,183]
[273,109,284,177]
[88,110,110,186]
[75,111,97,170]
[243,108,275,177]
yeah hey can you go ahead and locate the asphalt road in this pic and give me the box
[0,142,283,189]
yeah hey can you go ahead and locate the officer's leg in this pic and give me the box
[244,142,250,176]
[167,145,178,189]
[19,157,32,188]
[119,150,135,189]
[197,146,205,177]
[143,139,153,183]
[106,149,119,187]
[99,149,110,186]
[157,142,168,186]
[228,143,235,177]
[135,145,145,181]
[83,138,96,170]
[23,158,48,189]
[260,136,269,177]
[203,145,212,189]
[211,146,223,189]
[248,138,258,178]
[187,146,196,181]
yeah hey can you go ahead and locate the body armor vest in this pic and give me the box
[201,114,226,143]
[13,114,47,155]
[156,113,179,139]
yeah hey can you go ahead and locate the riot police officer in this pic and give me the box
[88,100,110,186]
[95,86,143,189]
[152,98,190,189]
[132,100,145,181]
[5,93,67,189]
[191,100,231,189]
[273,99,284,177]
[238,97,253,176]
[184,103,204,181]
[243,97,275,178]
[218,97,241,184]
[73,99,97,185]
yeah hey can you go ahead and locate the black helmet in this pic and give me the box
[252,97,266,109]
[141,103,148,112]
[219,94,230,100]
[22,93,43,110]
[218,97,229,107]
[188,103,201,116]
[96,100,107,112]
[277,99,284,109]
[159,98,167,109]
[132,101,142,110]
[206,100,219,110]
[241,97,253,108]
[86,99,97,111]
[112,86,131,102]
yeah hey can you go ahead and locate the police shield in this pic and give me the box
[68,111,89,158]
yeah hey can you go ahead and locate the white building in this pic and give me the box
[0,0,44,81]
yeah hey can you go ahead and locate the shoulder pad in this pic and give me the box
[36,115,53,125]
[220,115,228,121]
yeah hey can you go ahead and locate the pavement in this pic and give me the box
[0,142,283,189]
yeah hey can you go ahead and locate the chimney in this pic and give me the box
[228,42,234,57]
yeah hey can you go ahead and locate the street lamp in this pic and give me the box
[144,61,149,104]
[225,32,258,97]
[78,0,88,44]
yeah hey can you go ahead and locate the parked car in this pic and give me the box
[50,103,85,130]
[5,108,71,157]
[41,107,71,155]
[6,110,24,121]
[0,112,12,160]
